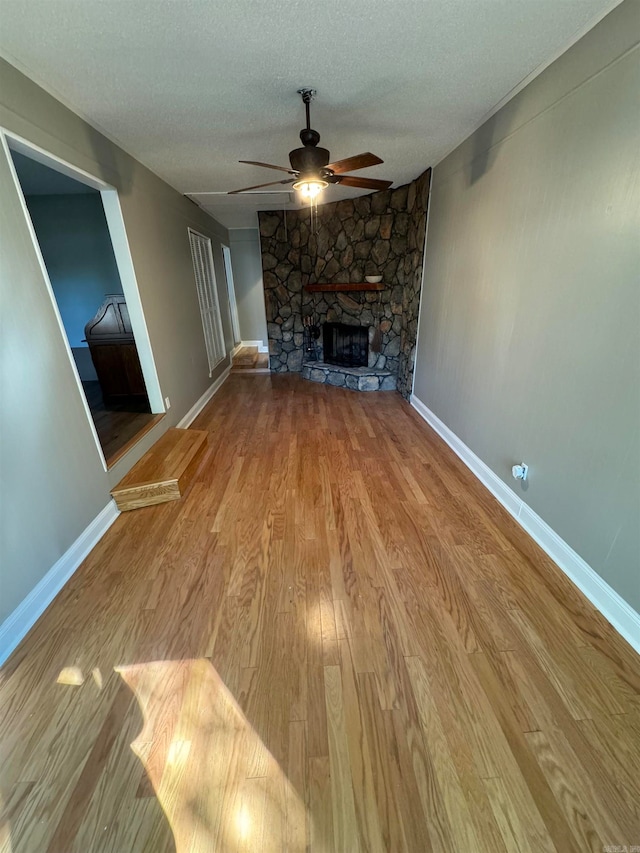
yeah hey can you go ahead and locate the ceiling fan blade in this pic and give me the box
[326,152,383,175]
[239,160,296,174]
[334,175,393,190]
[228,178,295,195]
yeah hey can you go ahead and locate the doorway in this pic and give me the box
[5,135,164,468]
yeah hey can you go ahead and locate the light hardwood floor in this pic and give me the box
[1,374,639,852]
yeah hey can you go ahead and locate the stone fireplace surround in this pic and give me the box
[258,168,431,399]
[300,322,396,392]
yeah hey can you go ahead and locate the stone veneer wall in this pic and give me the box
[258,168,430,398]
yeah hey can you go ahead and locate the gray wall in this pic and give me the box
[23,192,123,348]
[0,58,232,625]
[228,228,268,344]
[413,1,640,611]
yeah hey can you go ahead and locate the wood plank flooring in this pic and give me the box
[1,374,639,852]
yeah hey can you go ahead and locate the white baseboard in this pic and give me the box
[241,340,269,353]
[177,367,230,429]
[0,501,120,666]
[410,394,640,655]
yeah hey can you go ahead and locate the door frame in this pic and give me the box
[1,128,165,471]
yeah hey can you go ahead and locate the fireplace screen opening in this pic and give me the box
[323,323,368,368]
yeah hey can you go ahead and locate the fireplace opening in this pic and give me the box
[323,323,368,368]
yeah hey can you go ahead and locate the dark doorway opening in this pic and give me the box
[10,149,159,467]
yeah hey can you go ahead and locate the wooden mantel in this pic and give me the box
[304,282,384,293]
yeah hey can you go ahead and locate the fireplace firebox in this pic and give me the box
[323,323,368,368]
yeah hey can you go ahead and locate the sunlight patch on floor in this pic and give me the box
[56,666,85,686]
[55,666,103,689]
[116,658,309,852]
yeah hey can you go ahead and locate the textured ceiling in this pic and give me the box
[0,0,620,228]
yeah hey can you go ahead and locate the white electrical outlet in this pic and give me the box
[165,396,171,410]
[512,463,528,481]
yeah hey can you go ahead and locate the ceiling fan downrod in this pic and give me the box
[297,87,320,147]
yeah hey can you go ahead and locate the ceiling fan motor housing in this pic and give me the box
[289,145,331,175]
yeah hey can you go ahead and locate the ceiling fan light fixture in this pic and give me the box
[292,177,328,199]
[228,89,391,196]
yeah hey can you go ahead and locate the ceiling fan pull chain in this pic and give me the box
[312,195,320,235]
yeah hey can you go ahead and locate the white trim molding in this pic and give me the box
[177,366,230,429]
[410,394,640,655]
[0,501,120,666]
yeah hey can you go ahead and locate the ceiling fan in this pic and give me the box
[228,88,392,198]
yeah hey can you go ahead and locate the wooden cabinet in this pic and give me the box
[85,295,147,404]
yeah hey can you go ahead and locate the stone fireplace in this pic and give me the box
[258,168,431,398]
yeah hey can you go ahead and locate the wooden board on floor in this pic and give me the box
[110,427,208,511]
[231,347,270,374]
[232,347,259,367]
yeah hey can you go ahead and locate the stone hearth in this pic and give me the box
[301,361,396,392]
